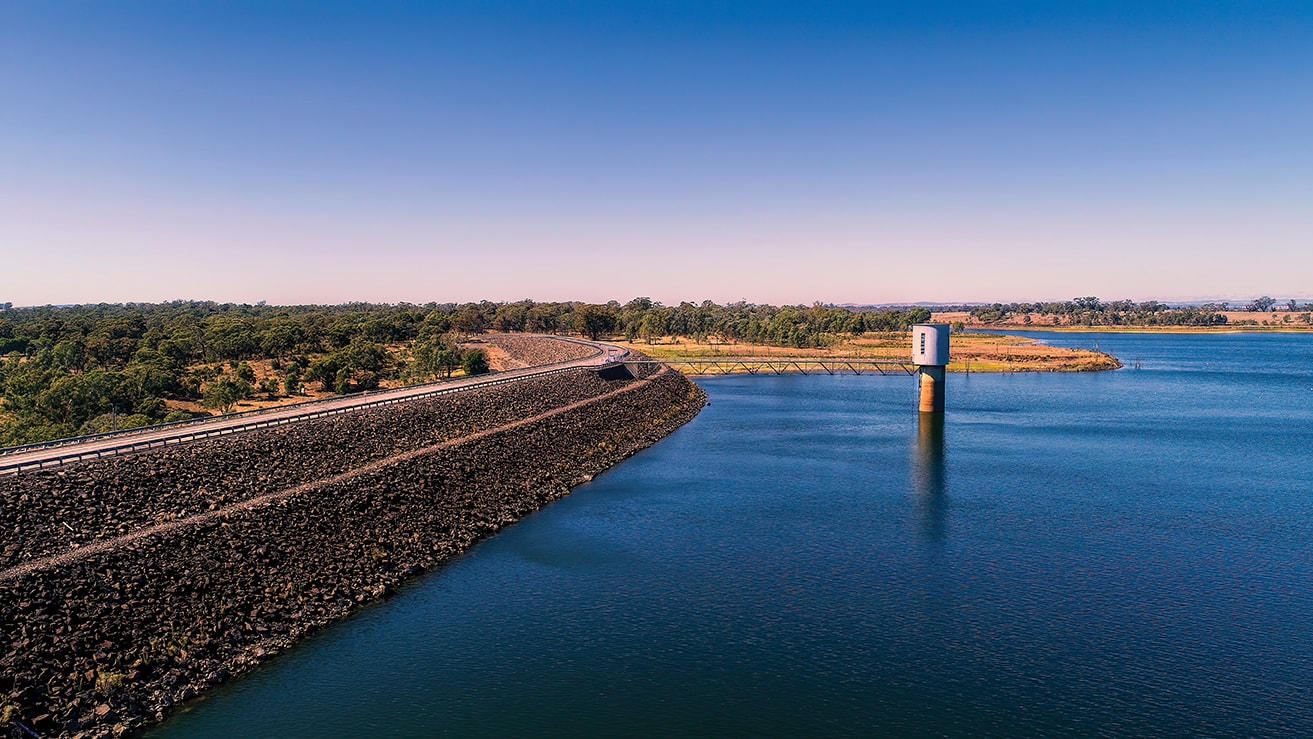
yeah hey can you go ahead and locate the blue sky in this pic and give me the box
[2,1,1309,305]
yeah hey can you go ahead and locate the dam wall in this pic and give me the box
[0,364,705,738]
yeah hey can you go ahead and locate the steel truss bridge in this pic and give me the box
[623,357,919,377]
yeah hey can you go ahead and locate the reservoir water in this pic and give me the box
[152,332,1313,737]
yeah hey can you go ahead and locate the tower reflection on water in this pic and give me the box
[912,412,947,541]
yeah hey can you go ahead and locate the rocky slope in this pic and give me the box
[480,334,597,369]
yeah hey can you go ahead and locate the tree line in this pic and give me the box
[966,298,1232,326]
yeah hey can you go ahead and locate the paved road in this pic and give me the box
[1,335,628,474]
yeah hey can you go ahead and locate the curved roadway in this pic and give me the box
[0,335,629,474]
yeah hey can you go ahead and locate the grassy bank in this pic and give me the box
[616,332,1121,373]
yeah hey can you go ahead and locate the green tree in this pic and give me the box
[573,304,616,340]
[411,334,450,379]
[234,362,257,384]
[202,377,251,413]
[34,371,120,430]
[305,355,345,391]
[259,321,304,357]
[205,316,260,360]
[340,340,386,374]
[452,307,488,334]
[51,340,86,371]
[334,367,353,394]
[461,349,489,376]
[1247,296,1276,312]
[638,312,665,344]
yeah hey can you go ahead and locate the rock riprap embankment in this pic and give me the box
[0,361,704,738]
[481,334,597,369]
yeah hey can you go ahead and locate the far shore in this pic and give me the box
[933,310,1313,333]
[617,332,1121,373]
[960,325,1313,334]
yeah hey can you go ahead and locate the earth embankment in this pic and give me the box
[0,362,705,738]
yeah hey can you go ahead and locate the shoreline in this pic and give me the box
[965,325,1313,334]
[616,333,1121,374]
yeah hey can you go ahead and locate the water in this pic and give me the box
[152,332,1313,737]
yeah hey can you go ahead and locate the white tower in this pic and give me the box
[911,324,950,413]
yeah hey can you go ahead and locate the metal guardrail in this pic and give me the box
[1,336,621,475]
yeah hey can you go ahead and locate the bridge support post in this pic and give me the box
[912,324,951,414]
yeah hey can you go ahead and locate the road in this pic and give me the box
[0,335,629,474]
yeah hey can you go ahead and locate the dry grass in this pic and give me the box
[168,341,485,416]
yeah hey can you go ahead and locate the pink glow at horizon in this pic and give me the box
[5,172,1308,306]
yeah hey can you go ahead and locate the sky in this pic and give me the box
[1,1,1310,306]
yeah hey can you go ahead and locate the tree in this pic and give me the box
[202,377,251,413]
[452,307,488,334]
[51,340,85,371]
[462,349,489,376]
[260,321,304,357]
[334,367,352,394]
[355,371,380,391]
[234,362,256,384]
[36,372,116,430]
[437,349,461,377]
[411,334,459,379]
[573,304,616,340]
[906,307,932,324]
[204,316,260,359]
[340,340,386,374]
[492,303,528,332]
[638,312,665,344]
[1247,296,1276,312]
[305,355,345,391]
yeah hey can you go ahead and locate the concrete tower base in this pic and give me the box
[918,365,946,414]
